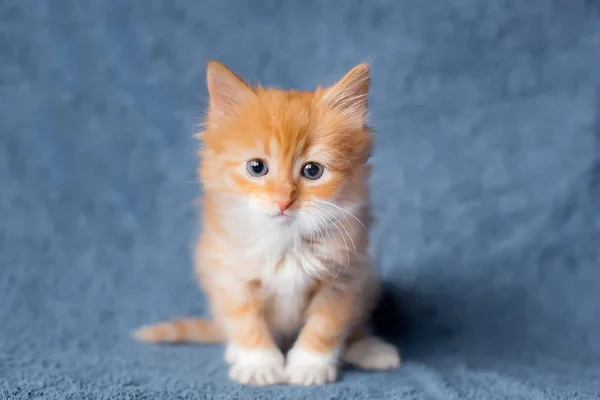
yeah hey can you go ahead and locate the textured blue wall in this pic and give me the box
[1,1,600,398]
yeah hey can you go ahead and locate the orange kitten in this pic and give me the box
[133,61,400,385]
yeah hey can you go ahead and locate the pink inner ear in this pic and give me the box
[322,64,370,122]
[206,62,254,118]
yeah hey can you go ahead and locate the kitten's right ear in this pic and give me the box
[206,61,254,118]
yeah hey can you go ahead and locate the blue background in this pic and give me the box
[1,1,600,398]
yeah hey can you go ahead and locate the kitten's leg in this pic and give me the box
[211,280,285,386]
[285,284,357,385]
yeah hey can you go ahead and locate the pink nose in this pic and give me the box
[275,199,294,212]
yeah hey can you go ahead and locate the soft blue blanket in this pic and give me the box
[1,0,600,398]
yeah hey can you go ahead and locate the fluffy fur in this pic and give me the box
[133,61,400,385]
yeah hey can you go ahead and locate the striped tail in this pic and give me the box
[132,318,225,343]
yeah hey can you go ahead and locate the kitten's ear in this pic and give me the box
[321,63,370,123]
[206,61,254,118]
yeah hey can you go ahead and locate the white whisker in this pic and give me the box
[310,207,342,279]
[315,205,359,270]
[303,209,329,277]
[304,210,318,244]
[312,207,350,280]
[315,199,366,228]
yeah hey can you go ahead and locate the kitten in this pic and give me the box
[133,61,400,386]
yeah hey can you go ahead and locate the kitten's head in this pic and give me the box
[198,61,372,232]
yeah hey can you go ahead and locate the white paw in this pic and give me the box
[285,347,338,385]
[228,347,285,386]
[225,343,239,364]
[342,337,400,370]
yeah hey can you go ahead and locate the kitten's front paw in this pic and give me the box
[285,347,338,385]
[286,362,337,385]
[228,347,285,386]
[225,343,239,364]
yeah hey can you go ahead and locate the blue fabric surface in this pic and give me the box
[1,0,600,398]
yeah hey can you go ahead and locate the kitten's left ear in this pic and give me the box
[321,63,370,123]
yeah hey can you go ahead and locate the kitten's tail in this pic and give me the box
[132,318,224,343]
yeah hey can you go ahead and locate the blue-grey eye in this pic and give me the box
[301,162,324,180]
[247,159,269,177]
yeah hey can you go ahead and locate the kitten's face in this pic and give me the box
[199,62,371,232]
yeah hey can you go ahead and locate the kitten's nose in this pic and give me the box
[275,199,294,212]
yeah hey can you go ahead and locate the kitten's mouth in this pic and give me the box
[272,212,293,223]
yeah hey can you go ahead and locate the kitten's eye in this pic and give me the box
[301,162,324,180]
[246,159,269,177]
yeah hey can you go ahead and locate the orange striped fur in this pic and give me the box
[133,61,400,385]
[134,318,224,343]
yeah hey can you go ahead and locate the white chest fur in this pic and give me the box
[228,214,330,336]
[261,247,319,337]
